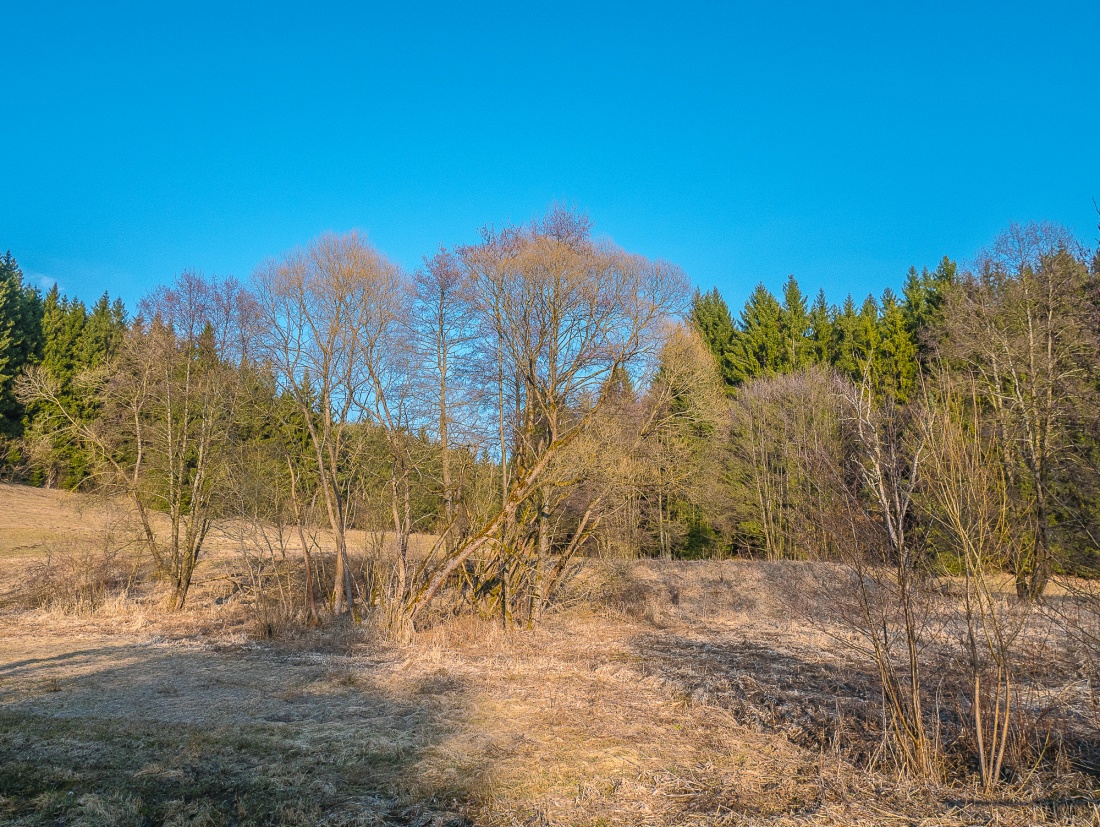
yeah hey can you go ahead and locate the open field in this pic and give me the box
[1,483,1098,826]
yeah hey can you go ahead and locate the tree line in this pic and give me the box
[683,220,1100,784]
[2,214,1099,618]
[0,253,128,486]
[2,210,692,629]
[687,221,1100,593]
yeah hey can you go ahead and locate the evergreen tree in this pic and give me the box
[828,293,885,385]
[902,256,956,361]
[843,294,884,387]
[41,287,87,389]
[602,362,634,401]
[734,283,784,379]
[22,285,128,487]
[689,288,741,390]
[778,275,811,370]
[875,288,918,402]
[807,289,833,365]
[0,252,44,438]
[901,266,928,330]
[828,295,862,379]
[82,293,127,368]
[26,290,89,485]
[856,294,881,357]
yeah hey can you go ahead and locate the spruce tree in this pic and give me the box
[0,252,44,438]
[734,283,784,380]
[23,285,127,487]
[828,294,885,385]
[858,294,882,362]
[690,288,740,390]
[807,289,833,366]
[41,287,87,388]
[778,275,811,371]
[876,288,918,402]
[828,295,862,379]
[82,293,127,367]
[902,256,956,362]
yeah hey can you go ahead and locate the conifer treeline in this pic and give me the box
[1,250,952,475]
[690,257,955,400]
[684,223,1100,586]
[0,252,127,486]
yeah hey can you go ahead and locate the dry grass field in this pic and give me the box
[1,483,1098,826]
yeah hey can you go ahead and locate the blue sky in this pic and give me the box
[3,1,1098,312]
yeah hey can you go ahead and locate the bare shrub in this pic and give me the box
[235,541,301,641]
[795,373,944,779]
[22,501,143,614]
[917,375,1035,791]
[788,369,1091,788]
[27,542,126,613]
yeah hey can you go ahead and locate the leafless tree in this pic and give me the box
[793,370,938,778]
[918,372,1029,791]
[410,249,478,556]
[398,208,688,625]
[842,375,936,776]
[728,367,847,560]
[19,271,254,610]
[941,222,1098,599]
[254,232,407,617]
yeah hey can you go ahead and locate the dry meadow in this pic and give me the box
[1,483,1097,827]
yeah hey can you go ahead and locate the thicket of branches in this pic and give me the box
[3,217,1100,590]
[692,220,1100,784]
[7,209,692,629]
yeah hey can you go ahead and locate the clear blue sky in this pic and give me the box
[3,1,1098,313]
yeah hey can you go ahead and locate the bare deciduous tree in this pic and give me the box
[918,373,1029,791]
[19,271,254,610]
[255,232,406,617]
[796,371,938,778]
[728,367,847,560]
[411,248,478,557]
[400,208,688,625]
[942,222,1098,599]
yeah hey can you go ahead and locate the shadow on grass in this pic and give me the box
[633,631,1100,817]
[630,633,884,757]
[0,641,472,826]
[0,645,145,674]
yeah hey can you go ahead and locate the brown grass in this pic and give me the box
[1,483,1098,826]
